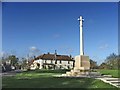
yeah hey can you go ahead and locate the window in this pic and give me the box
[45,60,47,63]
[55,60,57,64]
[68,66,70,69]
[60,60,62,64]
[68,61,70,64]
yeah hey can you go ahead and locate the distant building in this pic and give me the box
[30,52,75,70]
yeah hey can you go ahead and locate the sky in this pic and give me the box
[2,2,118,65]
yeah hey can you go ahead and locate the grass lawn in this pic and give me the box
[97,69,120,78]
[2,69,118,88]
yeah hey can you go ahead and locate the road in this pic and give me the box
[1,70,23,77]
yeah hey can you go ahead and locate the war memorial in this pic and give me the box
[62,16,90,76]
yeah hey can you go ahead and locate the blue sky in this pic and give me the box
[2,2,118,64]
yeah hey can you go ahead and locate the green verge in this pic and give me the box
[2,70,118,88]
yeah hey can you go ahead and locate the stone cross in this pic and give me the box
[78,16,84,55]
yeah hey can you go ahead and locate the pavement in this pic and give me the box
[1,70,23,77]
[96,77,120,88]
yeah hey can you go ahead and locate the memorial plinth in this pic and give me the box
[75,55,90,70]
[65,55,90,76]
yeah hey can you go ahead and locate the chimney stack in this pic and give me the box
[34,56,36,59]
[55,50,57,64]
[70,55,72,59]
[55,50,57,55]
[48,52,50,54]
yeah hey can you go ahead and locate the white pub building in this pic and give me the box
[30,51,75,70]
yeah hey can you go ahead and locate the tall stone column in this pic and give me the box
[78,16,84,56]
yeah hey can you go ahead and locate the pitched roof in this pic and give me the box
[34,53,74,61]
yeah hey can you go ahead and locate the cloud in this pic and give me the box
[29,46,39,52]
[29,46,36,51]
[99,44,109,50]
[29,46,41,57]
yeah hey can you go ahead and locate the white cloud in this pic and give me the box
[30,46,36,51]
[99,44,109,50]
[29,46,40,57]
[29,46,39,52]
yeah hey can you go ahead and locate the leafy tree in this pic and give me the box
[99,53,119,69]
[90,59,98,69]
[21,58,27,69]
[99,63,109,69]
[21,58,31,70]
[117,55,120,69]
[8,55,18,66]
[105,53,118,69]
